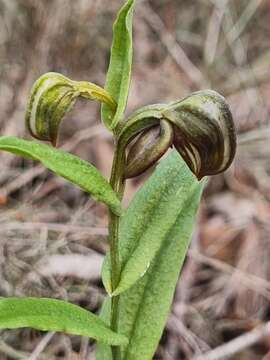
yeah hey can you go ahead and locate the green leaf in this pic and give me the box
[0,297,127,346]
[0,137,121,215]
[96,298,113,360]
[103,151,203,359]
[120,188,202,359]
[101,0,135,130]
[103,151,202,295]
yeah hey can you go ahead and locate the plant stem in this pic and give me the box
[109,211,121,360]
[108,114,160,359]
[109,141,126,360]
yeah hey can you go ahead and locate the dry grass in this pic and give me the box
[0,0,270,359]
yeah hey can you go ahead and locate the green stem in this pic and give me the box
[108,110,162,359]
[109,140,126,360]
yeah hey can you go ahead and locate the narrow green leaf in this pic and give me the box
[96,298,113,360]
[101,0,135,130]
[0,137,121,215]
[103,151,202,295]
[0,298,127,346]
[103,151,203,359]
[119,187,202,359]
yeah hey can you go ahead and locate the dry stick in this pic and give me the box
[0,165,45,198]
[213,2,270,96]
[222,3,265,111]
[139,2,208,88]
[188,250,270,299]
[168,315,209,355]
[0,221,108,235]
[226,0,263,45]
[238,126,270,145]
[192,321,270,360]
[223,67,270,95]
[28,332,55,360]
[204,1,228,66]
[62,123,108,152]
[79,337,90,359]
[0,340,28,360]
[211,0,263,58]
[0,340,52,360]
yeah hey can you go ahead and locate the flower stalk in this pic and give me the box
[108,141,126,360]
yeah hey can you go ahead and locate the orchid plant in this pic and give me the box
[0,1,236,359]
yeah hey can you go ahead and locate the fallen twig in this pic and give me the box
[0,221,108,235]
[138,2,208,88]
[193,321,270,360]
[28,332,55,360]
[189,250,270,300]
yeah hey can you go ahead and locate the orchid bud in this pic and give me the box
[125,120,173,178]
[25,72,116,146]
[162,90,236,179]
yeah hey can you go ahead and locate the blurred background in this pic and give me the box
[0,0,270,359]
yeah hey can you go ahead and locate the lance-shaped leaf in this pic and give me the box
[0,298,127,346]
[163,89,236,179]
[101,0,135,130]
[101,151,203,359]
[26,72,116,145]
[102,151,202,296]
[0,137,121,215]
[119,188,203,359]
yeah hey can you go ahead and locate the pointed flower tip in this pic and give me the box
[25,72,117,144]
[163,89,237,179]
